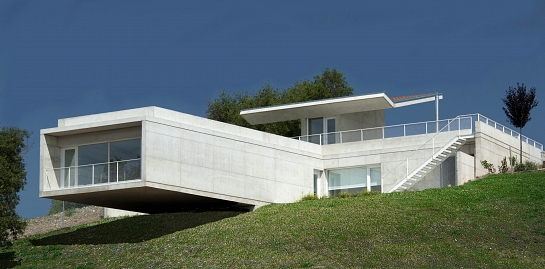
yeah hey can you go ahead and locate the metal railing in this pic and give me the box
[45,158,141,190]
[294,114,543,150]
[295,118,470,145]
[383,116,473,192]
[461,114,543,150]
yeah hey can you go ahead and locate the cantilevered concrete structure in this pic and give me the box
[40,92,543,216]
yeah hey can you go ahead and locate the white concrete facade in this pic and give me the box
[40,95,544,215]
[41,107,323,213]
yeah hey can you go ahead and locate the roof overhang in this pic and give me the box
[240,93,395,125]
[392,93,443,108]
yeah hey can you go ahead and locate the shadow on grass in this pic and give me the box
[0,251,20,268]
[30,211,243,246]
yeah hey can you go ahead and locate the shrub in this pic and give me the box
[510,156,517,168]
[524,161,537,171]
[515,163,526,172]
[338,192,351,198]
[498,157,508,174]
[300,193,318,201]
[480,160,494,173]
[514,161,538,172]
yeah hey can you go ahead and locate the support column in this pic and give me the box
[435,93,440,132]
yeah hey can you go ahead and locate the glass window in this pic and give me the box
[325,118,336,144]
[308,118,323,144]
[109,139,141,183]
[328,166,381,196]
[78,143,108,186]
[309,118,324,135]
[370,167,381,192]
[79,143,108,165]
[61,138,142,187]
[110,139,141,161]
[327,118,335,133]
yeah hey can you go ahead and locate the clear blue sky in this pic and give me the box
[1,1,544,219]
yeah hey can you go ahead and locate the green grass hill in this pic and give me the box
[2,172,545,268]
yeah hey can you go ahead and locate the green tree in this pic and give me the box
[206,69,354,137]
[502,83,539,162]
[0,126,30,246]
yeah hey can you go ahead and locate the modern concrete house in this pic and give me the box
[40,92,544,216]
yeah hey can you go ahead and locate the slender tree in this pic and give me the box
[502,83,538,162]
[0,126,30,245]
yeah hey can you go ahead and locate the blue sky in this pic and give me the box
[1,1,544,219]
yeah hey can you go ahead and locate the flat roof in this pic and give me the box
[241,92,442,125]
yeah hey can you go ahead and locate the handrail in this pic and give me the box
[294,118,458,145]
[45,158,141,190]
[382,116,472,192]
[49,158,141,170]
[293,114,543,151]
[458,114,543,151]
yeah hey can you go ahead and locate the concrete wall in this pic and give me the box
[322,129,470,192]
[474,122,542,178]
[409,156,456,191]
[40,135,61,190]
[457,151,475,185]
[300,110,385,136]
[142,115,323,206]
[104,208,146,218]
[338,110,385,131]
[42,107,324,210]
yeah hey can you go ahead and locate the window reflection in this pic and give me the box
[61,138,141,188]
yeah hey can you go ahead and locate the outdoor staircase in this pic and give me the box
[390,136,469,192]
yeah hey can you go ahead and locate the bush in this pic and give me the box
[480,160,494,173]
[300,193,318,201]
[510,156,517,168]
[514,161,538,172]
[524,161,537,171]
[338,192,351,198]
[498,157,508,174]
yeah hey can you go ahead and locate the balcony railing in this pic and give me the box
[45,158,141,190]
[295,117,473,145]
[462,114,543,150]
[294,114,543,151]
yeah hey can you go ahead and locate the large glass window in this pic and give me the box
[61,138,141,188]
[110,139,141,161]
[110,139,141,182]
[328,166,381,196]
[78,143,108,185]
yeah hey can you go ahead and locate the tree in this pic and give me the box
[206,69,354,137]
[502,83,539,162]
[0,126,30,246]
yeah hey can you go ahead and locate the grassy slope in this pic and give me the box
[3,172,545,268]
